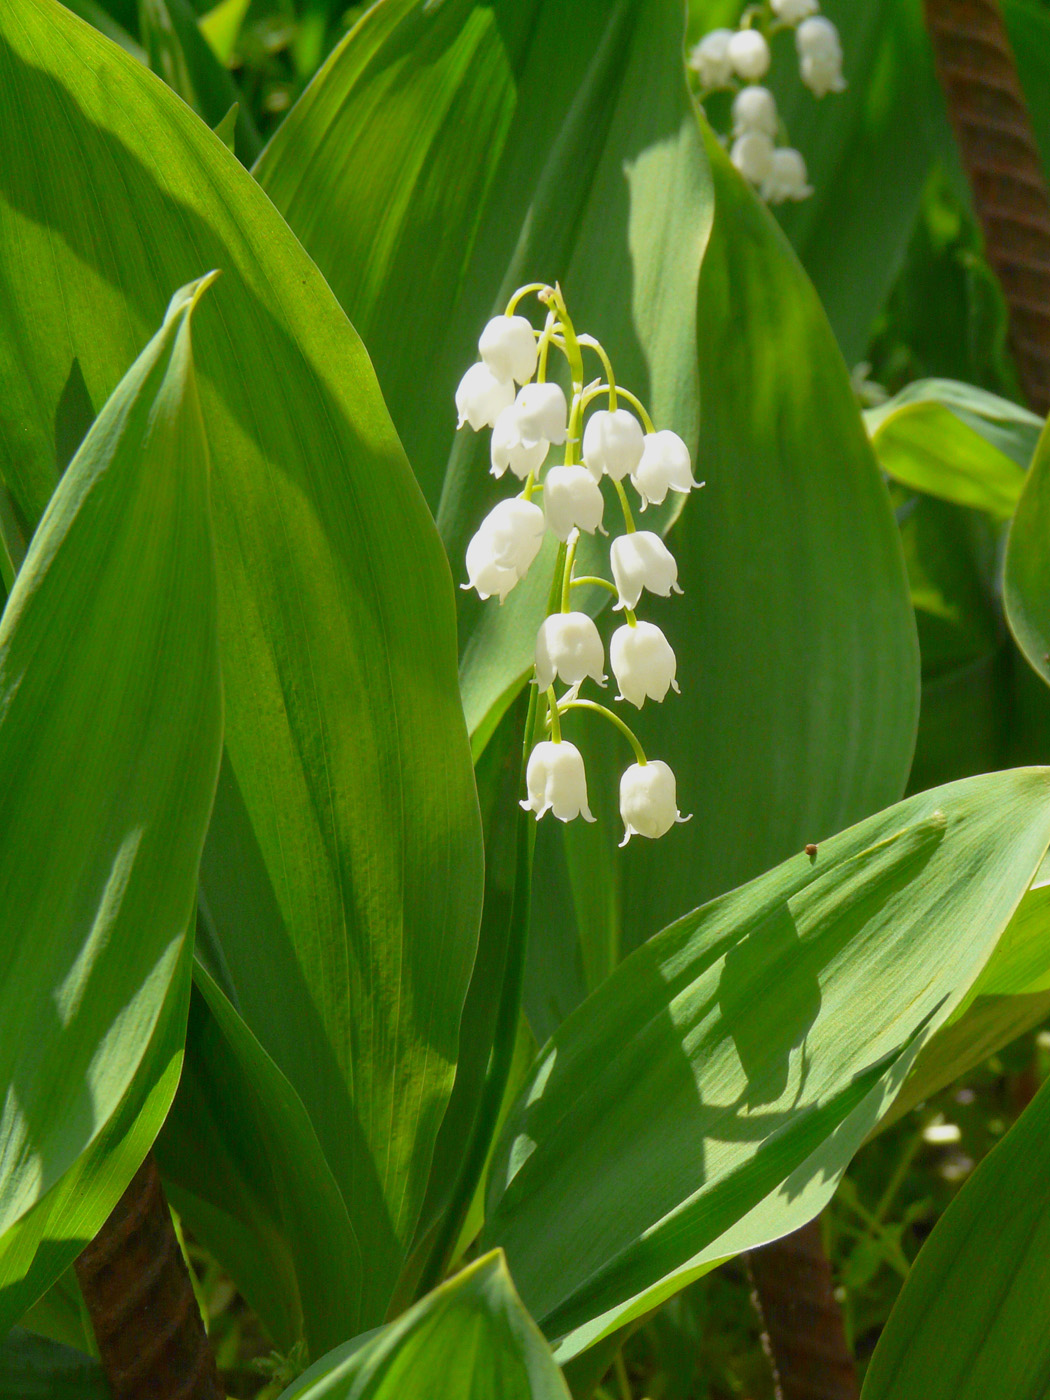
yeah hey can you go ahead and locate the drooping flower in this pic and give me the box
[632,431,697,509]
[610,622,679,708]
[728,28,771,82]
[732,85,779,139]
[515,382,568,446]
[535,612,607,691]
[582,408,645,482]
[610,531,682,610]
[761,148,814,204]
[771,0,820,22]
[479,314,539,385]
[455,362,514,431]
[731,131,775,186]
[618,760,689,845]
[490,404,548,480]
[521,740,595,823]
[463,497,546,602]
[797,16,847,96]
[543,465,605,541]
[687,28,735,88]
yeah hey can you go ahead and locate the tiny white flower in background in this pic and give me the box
[521,740,595,823]
[515,382,568,446]
[732,85,778,140]
[797,16,847,96]
[463,497,545,602]
[731,131,775,186]
[535,612,607,692]
[490,405,547,480]
[610,622,679,708]
[771,0,820,23]
[478,314,539,385]
[610,531,682,610]
[456,362,514,431]
[618,760,689,845]
[632,430,697,510]
[727,28,771,82]
[582,408,645,482]
[762,148,814,204]
[543,465,605,541]
[687,27,735,88]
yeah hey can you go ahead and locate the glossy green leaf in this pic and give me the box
[1006,417,1050,688]
[277,1252,571,1400]
[0,0,483,1335]
[0,1331,108,1399]
[485,769,1050,1359]
[863,1070,1050,1400]
[0,274,221,1238]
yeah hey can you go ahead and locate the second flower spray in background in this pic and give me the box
[457,283,700,847]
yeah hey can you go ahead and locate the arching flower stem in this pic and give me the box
[552,698,648,766]
[546,687,563,742]
[560,533,579,612]
[613,477,636,534]
[577,334,618,410]
[506,282,552,315]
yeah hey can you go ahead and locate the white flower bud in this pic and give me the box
[771,0,819,22]
[535,612,607,692]
[610,621,679,708]
[687,28,735,88]
[543,465,605,541]
[797,16,846,96]
[456,362,514,431]
[731,132,775,186]
[762,148,814,204]
[728,28,771,82]
[610,531,682,611]
[732,85,778,139]
[463,497,546,602]
[490,405,548,480]
[515,382,568,446]
[582,408,645,481]
[478,314,539,385]
[521,740,595,823]
[619,760,689,845]
[631,430,698,509]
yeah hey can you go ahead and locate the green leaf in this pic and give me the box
[0,274,222,1238]
[276,1252,571,1400]
[483,768,1050,1358]
[863,1069,1050,1400]
[198,0,251,64]
[0,0,484,1336]
[0,1331,108,1399]
[1006,417,1050,687]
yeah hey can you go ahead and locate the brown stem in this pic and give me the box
[747,1218,858,1400]
[923,0,1050,413]
[74,1152,223,1400]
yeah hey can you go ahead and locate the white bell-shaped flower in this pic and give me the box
[797,16,847,96]
[535,612,607,692]
[687,28,735,88]
[762,148,814,204]
[632,430,697,509]
[610,531,682,610]
[772,0,819,22]
[515,382,568,446]
[479,315,539,385]
[521,740,595,823]
[732,85,778,139]
[619,760,689,845]
[490,405,548,480]
[731,132,775,186]
[463,497,546,602]
[456,362,514,431]
[728,28,771,81]
[544,465,605,541]
[582,408,645,482]
[610,621,679,708]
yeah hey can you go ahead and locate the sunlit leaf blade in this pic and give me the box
[276,1253,571,1400]
[0,0,484,1335]
[484,769,1050,1358]
[0,1330,108,1399]
[0,274,222,1238]
[863,1071,1050,1400]
[1006,417,1050,687]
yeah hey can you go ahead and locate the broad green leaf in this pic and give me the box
[58,0,146,60]
[863,1070,1050,1400]
[1006,417,1050,687]
[277,1252,571,1400]
[867,378,1043,470]
[0,275,221,1238]
[0,0,484,1335]
[484,769,1050,1359]
[0,1331,108,1399]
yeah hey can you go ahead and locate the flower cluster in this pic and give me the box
[457,283,700,846]
[687,0,846,205]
